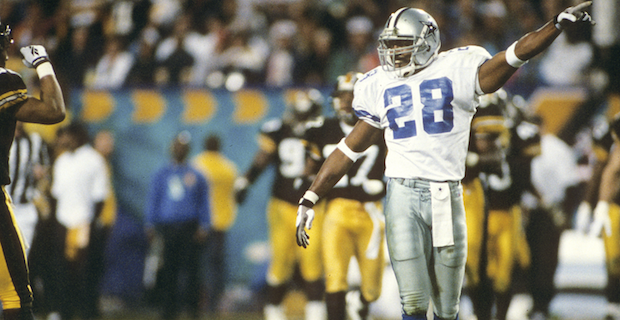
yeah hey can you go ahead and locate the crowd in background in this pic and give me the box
[0,0,616,100]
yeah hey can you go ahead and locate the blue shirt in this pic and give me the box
[145,162,210,229]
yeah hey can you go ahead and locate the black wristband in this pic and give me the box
[299,198,315,208]
[32,56,50,68]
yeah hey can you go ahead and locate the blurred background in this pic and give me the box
[2,0,619,319]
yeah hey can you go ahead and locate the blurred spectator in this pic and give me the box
[154,14,196,86]
[476,0,513,55]
[11,2,55,50]
[295,27,333,86]
[87,129,118,319]
[89,35,135,90]
[264,19,298,88]
[144,131,210,320]
[526,115,583,320]
[125,30,158,87]
[50,122,111,320]
[537,31,593,88]
[192,134,239,314]
[148,0,183,31]
[186,14,228,87]
[53,26,99,89]
[218,25,269,87]
[326,15,378,85]
[536,0,594,88]
[592,0,620,94]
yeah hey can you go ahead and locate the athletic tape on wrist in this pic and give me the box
[35,62,55,79]
[505,41,528,68]
[303,191,319,205]
[337,138,362,162]
[554,14,564,30]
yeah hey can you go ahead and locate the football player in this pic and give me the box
[235,89,327,320]
[0,20,66,320]
[468,90,540,320]
[294,3,594,320]
[302,72,387,320]
[575,113,620,320]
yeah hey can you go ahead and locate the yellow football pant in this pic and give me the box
[322,198,384,302]
[266,197,325,285]
[0,186,32,310]
[463,178,485,287]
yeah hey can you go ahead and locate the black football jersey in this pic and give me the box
[0,68,28,186]
[482,118,541,210]
[259,118,313,204]
[303,118,386,202]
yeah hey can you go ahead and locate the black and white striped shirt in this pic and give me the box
[8,131,50,204]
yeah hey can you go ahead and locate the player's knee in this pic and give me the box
[401,293,429,315]
[361,286,381,302]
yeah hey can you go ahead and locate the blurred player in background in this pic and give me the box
[575,113,620,320]
[467,90,541,320]
[235,89,327,320]
[192,133,239,314]
[303,72,387,320]
[0,19,66,320]
[295,3,594,320]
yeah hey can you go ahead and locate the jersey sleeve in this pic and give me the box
[352,69,383,129]
[448,46,492,99]
[0,69,28,113]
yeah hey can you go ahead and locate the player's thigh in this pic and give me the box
[0,245,21,310]
[266,198,298,283]
[604,203,620,276]
[384,179,429,262]
[322,203,354,293]
[486,209,515,292]
[299,200,325,282]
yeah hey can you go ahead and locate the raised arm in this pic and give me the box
[478,1,594,94]
[15,45,66,124]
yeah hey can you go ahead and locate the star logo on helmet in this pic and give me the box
[420,21,438,41]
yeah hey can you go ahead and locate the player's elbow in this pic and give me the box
[46,107,66,124]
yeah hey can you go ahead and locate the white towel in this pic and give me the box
[364,202,384,259]
[430,182,454,247]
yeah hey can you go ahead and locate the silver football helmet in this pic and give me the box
[377,8,441,77]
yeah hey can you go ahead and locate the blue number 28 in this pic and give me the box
[384,77,454,139]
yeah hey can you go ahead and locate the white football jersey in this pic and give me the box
[353,45,492,181]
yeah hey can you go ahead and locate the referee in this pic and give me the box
[8,121,51,254]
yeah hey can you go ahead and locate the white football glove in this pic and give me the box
[20,45,50,69]
[295,204,315,248]
[589,201,611,237]
[574,201,592,234]
[554,1,594,30]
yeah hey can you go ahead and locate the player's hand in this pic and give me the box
[574,201,592,234]
[20,45,50,69]
[295,204,314,248]
[589,201,611,237]
[554,1,594,30]
[233,177,249,204]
